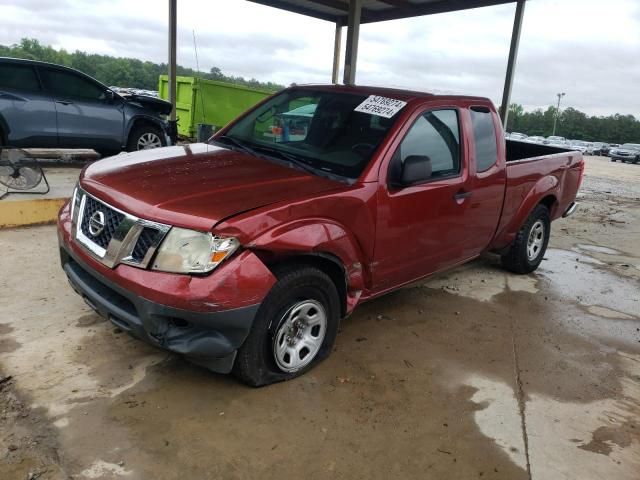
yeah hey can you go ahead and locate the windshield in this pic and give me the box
[215,88,403,180]
[621,143,640,149]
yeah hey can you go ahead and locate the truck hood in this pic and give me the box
[81,143,343,231]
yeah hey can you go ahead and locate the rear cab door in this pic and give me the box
[0,61,57,147]
[37,66,124,150]
[462,104,507,254]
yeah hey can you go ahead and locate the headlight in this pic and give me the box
[151,227,240,274]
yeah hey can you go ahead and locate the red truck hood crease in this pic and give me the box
[80,144,342,231]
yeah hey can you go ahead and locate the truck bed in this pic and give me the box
[505,139,571,161]
[490,140,584,251]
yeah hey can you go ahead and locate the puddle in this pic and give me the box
[538,249,640,318]
[425,263,538,302]
[576,244,622,255]
[525,353,640,480]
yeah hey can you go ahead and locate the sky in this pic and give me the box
[1,0,639,117]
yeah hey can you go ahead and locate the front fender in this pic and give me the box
[246,218,367,294]
[124,114,167,141]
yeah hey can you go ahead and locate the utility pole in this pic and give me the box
[552,92,565,136]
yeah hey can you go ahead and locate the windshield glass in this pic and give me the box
[215,88,402,179]
[622,143,640,149]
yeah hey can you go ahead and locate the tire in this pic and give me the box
[233,265,341,387]
[611,158,616,162]
[126,125,166,152]
[501,204,551,274]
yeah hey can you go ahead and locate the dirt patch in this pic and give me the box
[0,372,66,479]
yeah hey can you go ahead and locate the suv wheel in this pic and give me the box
[233,265,340,387]
[127,125,165,152]
[501,204,550,274]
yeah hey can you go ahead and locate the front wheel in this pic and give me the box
[233,265,341,387]
[501,204,550,274]
[126,125,166,152]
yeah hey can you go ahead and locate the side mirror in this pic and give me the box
[104,90,116,103]
[399,155,432,186]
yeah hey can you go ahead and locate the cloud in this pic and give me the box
[0,0,637,117]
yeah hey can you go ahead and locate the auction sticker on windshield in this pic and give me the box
[354,95,407,118]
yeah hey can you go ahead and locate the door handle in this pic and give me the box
[55,100,73,105]
[453,190,472,201]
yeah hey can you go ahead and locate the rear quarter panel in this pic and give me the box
[490,151,583,250]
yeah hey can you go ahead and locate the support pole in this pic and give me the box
[499,0,525,128]
[343,0,362,86]
[168,0,177,122]
[331,21,342,84]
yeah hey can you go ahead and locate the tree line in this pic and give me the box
[0,38,284,92]
[507,104,640,144]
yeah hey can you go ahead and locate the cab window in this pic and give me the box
[470,107,498,172]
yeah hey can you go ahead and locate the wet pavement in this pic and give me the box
[0,156,639,479]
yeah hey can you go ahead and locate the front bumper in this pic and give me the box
[57,201,276,374]
[61,246,258,373]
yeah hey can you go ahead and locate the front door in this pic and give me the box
[373,107,475,290]
[38,67,124,150]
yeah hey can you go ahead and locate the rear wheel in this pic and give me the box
[233,265,340,387]
[501,204,550,274]
[126,125,165,152]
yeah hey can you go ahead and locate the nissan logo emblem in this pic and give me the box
[88,211,106,237]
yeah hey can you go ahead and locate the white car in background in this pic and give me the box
[509,132,528,141]
[568,140,591,154]
[524,136,545,144]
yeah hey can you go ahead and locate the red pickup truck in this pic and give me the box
[58,85,583,386]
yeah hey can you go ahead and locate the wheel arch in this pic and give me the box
[491,175,560,251]
[125,115,165,144]
[257,252,349,318]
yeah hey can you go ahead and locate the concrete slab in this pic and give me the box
[0,156,639,479]
[0,168,79,228]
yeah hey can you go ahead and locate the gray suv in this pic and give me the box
[0,57,174,155]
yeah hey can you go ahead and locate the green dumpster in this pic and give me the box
[158,75,276,139]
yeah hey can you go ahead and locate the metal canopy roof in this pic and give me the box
[247,0,517,24]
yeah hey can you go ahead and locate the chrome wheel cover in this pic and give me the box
[527,220,545,261]
[137,132,162,150]
[273,300,327,372]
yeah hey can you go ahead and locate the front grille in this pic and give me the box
[79,195,125,249]
[73,189,170,269]
[132,227,162,262]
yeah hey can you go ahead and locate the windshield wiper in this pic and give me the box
[214,135,257,156]
[248,143,326,176]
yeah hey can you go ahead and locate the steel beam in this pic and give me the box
[499,0,525,127]
[332,21,342,84]
[343,0,362,85]
[168,0,177,122]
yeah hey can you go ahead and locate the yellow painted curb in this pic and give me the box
[0,198,68,228]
